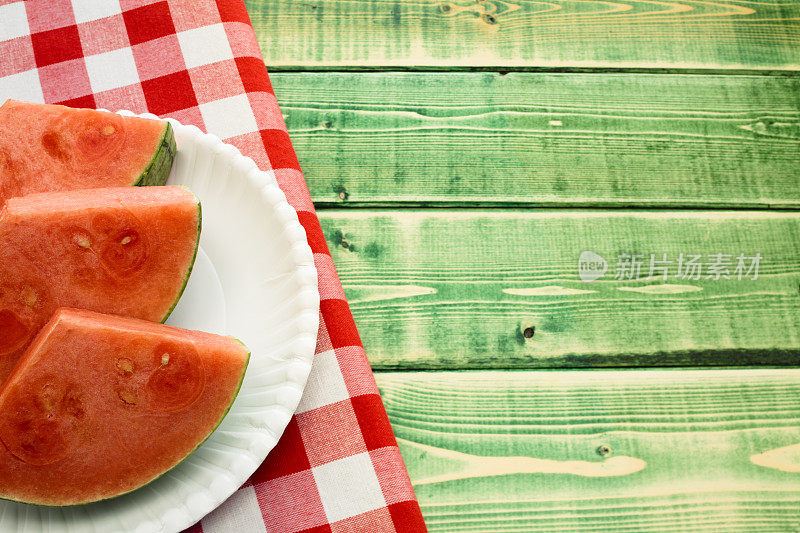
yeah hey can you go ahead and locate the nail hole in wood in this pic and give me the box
[597,445,612,457]
[523,326,535,339]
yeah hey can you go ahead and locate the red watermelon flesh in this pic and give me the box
[0,186,200,383]
[0,100,175,207]
[0,308,249,506]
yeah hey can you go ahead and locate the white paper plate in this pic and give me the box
[0,114,320,533]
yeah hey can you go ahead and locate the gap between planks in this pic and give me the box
[313,204,800,211]
[267,67,800,77]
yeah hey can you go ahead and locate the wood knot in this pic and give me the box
[335,185,349,201]
[482,13,498,24]
[597,445,612,457]
[439,3,452,13]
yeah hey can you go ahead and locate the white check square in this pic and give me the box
[177,24,234,69]
[0,3,29,41]
[312,453,386,523]
[296,350,350,414]
[71,0,122,23]
[199,94,259,139]
[85,47,139,93]
[0,69,44,104]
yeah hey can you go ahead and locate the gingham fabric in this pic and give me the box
[0,1,426,531]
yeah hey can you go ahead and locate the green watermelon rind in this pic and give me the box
[160,195,202,323]
[0,342,251,507]
[133,121,176,187]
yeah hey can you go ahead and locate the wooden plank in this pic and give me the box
[321,209,800,369]
[245,0,800,70]
[271,72,800,208]
[377,369,800,531]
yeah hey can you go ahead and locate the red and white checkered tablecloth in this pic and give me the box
[0,1,426,531]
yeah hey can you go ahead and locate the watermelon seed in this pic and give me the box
[161,354,170,366]
[116,358,134,375]
[73,234,91,249]
[117,389,137,405]
[102,125,116,136]
[121,236,132,245]
[39,384,57,410]
[22,287,37,307]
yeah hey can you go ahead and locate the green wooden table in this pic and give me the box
[245,1,800,529]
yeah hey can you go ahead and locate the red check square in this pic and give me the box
[235,56,273,94]
[250,417,310,483]
[321,299,362,349]
[299,526,333,533]
[352,395,398,450]
[55,94,97,109]
[141,69,197,116]
[216,0,252,23]
[299,212,330,256]
[31,25,83,67]
[389,501,427,532]
[123,1,176,45]
[261,129,301,171]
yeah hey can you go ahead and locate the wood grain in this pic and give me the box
[245,0,800,69]
[321,209,800,369]
[377,369,800,531]
[270,72,800,207]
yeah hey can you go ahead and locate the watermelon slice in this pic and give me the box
[0,308,249,506]
[0,100,175,207]
[0,186,200,383]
